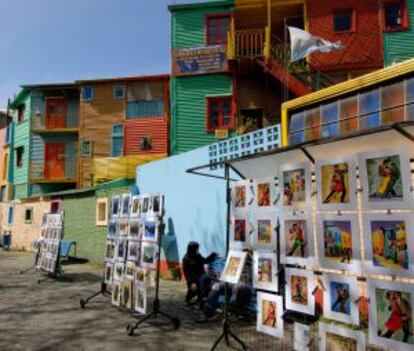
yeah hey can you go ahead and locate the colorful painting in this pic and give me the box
[121,194,131,217]
[291,275,308,306]
[286,268,315,314]
[129,220,141,239]
[105,240,115,261]
[282,168,306,206]
[321,162,350,204]
[329,281,351,314]
[121,279,133,309]
[111,195,120,217]
[142,196,150,213]
[221,250,247,284]
[143,220,157,241]
[140,243,158,269]
[130,196,141,217]
[319,322,365,351]
[108,219,117,237]
[326,332,357,351]
[285,220,308,259]
[135,283,147,314]
[104,263,113,285]
[257,292,283,338]
[116,238,126,261]
[323,220,353,264]
[257,182,271,207]
[258,219,272,244]
[234,185,246,208]
[234,219,246,242]
[151,195,161,214]
[253,252,278,292]
[111,281,121,307]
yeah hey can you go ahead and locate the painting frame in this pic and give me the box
[254,178,279,211]
[111,280,121,307]
[104,262,113,285]
[256,292,284,338]
[134,283,147,314]
[120,193,131,218]
[111,195,121,218]
[130,195,141,218]
[253,211,278,251]
[142,216,159,242]
[230,213,250,249]
[150,193,163,216]
[319,322,366,351]
[253,251,278,292]
[231,180,251,213]
[140,242,158,269]
[285,268,316,315]
[221,250,247,285]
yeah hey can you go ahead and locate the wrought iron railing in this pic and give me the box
[234,29,265,58]
[30,158,77,181]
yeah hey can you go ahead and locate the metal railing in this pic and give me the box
[234,29,265,58]
[30,158,77,181]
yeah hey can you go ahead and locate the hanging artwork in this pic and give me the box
[319,322,366,351]
[108,218,118,238]
[121,279,133,309]
[253,251,278,292]
[317,213,361,274]
[135,283,147,314]
[118,218,129,236]
[104,262,113,285]
[363,213,414,278]
[256,292,284,338]
[254,178,279,210]
[120,193,131,217]
[230,214,250,249]
[293,322,311,351]
[111,281,121,307]
[150,193,163,216]
[322,273,359,325]
[116,237,127,261]
[141,195,150,214]
[253,212,277,250]
[140,242,158,269]
[231,180,251,212]
[285,268,316,315]
[105,240,116,262]
[125,261,135,280]
[358,148,413,210]
[114,261,124,281]
[368,279,414,350]
[280,213,314,266]
[135,267,147,285]
[221,250,247,285]
[316,156,357,211]
[128,219,142,240]
[279,162,312,211]
[130,195,141,218]
[127,240,140,262]
[143,217,158,242]
[111,195,121,218]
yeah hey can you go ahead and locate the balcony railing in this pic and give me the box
[30,158,77,182]
[31,113,79,132]
[234,29,265,58]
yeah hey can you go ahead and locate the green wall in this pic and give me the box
[171,74,234,155]
[384,1,414,65]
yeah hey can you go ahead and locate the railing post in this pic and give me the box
[263,25,271,61]
[227,17,235,60]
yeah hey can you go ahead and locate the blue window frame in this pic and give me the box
[359,89,380,128]
[113,85,126,100]
[7,205,13,225]
[111,125,123,157]
[81,86,94,102]
[321,101,339,138]
[289,112,305,132]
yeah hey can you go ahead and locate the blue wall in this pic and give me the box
[136,146,229,263]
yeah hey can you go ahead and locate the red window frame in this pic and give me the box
[205,13,231,45]
[332,8,355,33]
[383,0,409,32]
[17,105,25,124]
[206,96,235,132]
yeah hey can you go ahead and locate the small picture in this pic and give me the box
[118,219,129,236]
[125,261,135,280]
[255,179,277,208]
[363,213,414,278]
[368,279,414,350]
[135,283,147,314]
[129,219,141,239]
[285,268,315,315]
[317,214,361,274]
[221,250,247,285]
[108,219,118,238]
[253,213,276,250]
[322,274,359,325]
[143,219,158,242]
[316,156,357,211]
[232,181,249,210]
[121,193,131,217]
[279,162,312,211]
[111,195,120,218]
[280,214,314,266]
[140,242,158,269]
[105,240,116,261]
[319,323,365,351]
[121,279,133,309]
[104,263,113,285]
[253,251,278,292]
[257,292,283,338]
[130,195,141,217]
[114,262,124,281]
[142,196,150,214]
[151,194,162,215]
[111,281,121,307]
[135,267,147,285]
[116,238,127,261]
[127,240,140,262]
[230,215,249,249]
[358,149,413,209]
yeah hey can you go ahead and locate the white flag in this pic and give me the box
[288,26,343,62]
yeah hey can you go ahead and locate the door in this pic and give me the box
[45,143,65,179]
[46,98,66,128]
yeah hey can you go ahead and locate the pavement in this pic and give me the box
[0,251,288,351]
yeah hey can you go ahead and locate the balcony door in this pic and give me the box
[46,98,66,129]
[45,143,65,179]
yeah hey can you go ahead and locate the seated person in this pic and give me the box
[182,241,217,306]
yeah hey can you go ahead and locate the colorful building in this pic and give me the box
[0,109,12,202]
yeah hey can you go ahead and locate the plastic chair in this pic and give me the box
[59,240,77,262]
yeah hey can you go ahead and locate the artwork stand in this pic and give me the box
[38,244,72,284]
[126,216,180,336]
[20,245,41,275]
[80,280,111,309]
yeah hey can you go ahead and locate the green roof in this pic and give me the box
[168,0,233,12]
[10,88,29,109]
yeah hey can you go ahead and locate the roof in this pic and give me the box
[21,83,78,90]
[168,0,234,12]
[76,74,169,84]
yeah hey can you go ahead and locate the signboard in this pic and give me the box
[172,45,228,76]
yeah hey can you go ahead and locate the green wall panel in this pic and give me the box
[171,74,234,155]
[384,1,414,65]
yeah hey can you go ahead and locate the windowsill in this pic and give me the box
[383,26,410,32]
[334,29,356,34]
[206,127,234,133]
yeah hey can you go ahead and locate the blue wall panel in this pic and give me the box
[66,98,79,128]
[126,100,164,119]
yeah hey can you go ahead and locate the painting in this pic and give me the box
[120,193,131,218]
[358,149,413,210]
[111,195,120,218]
[254,213,277,250]
[105,240,116,262]
[114,261,124,281]
[230,215,250,249]
[118,219,129,236]
[254,179,278,209]
[129,219,141,240]
[317,214,361,274]
[140,242,158,269]
[111,281,121,307]
[130,195,141,217]
[116,238,127,261]
[150,194,162,215]
[221,250,247,285]
[316,156,357,211]
[121,279,133,309]
[322,274,359,325]
[368,279,414,351]
[363,213,414,278]
[319,323,365,351]
[257,292,283,338]
[135,283,147,314]
[108,219,117,238]
[253,251,278,292]
[232,180,250,211]
[125,261,135,280]
[141,195,150,214]
[280,214,314,266]
[127,240,140,262]
[285,268,315,315]
[143,218,158,242]
[104,263,113,285]
[279,162,312,211]
[135,267,147,285]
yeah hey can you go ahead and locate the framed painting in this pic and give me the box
[280,213,315,266]
[140,242,158,269]
[279,162,313,212]
[111,281,121,307]
[127,240,140,262]
[319,322,365,351]
[116,237,127,262]
[114,261,124,281]
[358,148,413,210]
[363,213,414,278]
[128,219,142,240]
[221,250,247,285]
[285,268,316,315]
[111,195,121,218]
[254,178,279,211]
[120,193,131,218]
[317,213,361,274]
[256,292,284,338]
[150,193,163,216]
[121,279,133,309]
[105,239,116,262]
[130,195,141,218]
[368,279,414,350]
[118,218,129,236]
[315,156,357,211]
[104,262,113,285]
[253,251,278,292]
[125,261,135,280]
[141,195,150,215]
[135,283,147,314]
[108,218,118,238]
[322,273,359,325]
[253,212,277,250]
[135,267,148,285]
[231,180,251,212]
[143,217,158,242]
[230,214,250,249]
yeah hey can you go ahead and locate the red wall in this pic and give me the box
[307,0,383,72]
[124,118,168,156]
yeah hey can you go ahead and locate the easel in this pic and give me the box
[80,280,111,308]
[126,216,180,336]
[20,244,41,275]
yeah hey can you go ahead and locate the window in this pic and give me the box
[111,124,124,157]
[17,105,25,123]
[0,186,6,202]
[321,101,339,138]
[339,96,359,133]
[206,14,231,45]
[81,140,92,157]
[96,197,108,226]
[333,9,354,32]
[206,96,234,132]
[126,82,165,119]
[81,86,94,101]
[51,200,61,214]
[381,81,405,123]
[113,85,126,100]
[359,89,380,128]
[7,205,13,226]
[5,123,11,144]
[15,146,24,168]
[24,207,33,224]
[384,1,408,30]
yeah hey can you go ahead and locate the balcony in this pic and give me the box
[31,112,79,134]
[30,157,77,183]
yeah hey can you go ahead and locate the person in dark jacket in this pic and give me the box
[182,241,217,306]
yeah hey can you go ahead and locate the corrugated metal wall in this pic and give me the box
[171,74,234,154]
[384,1,414,66]
[124,118,168,155]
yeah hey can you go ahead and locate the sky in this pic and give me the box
[0,0,213,108]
